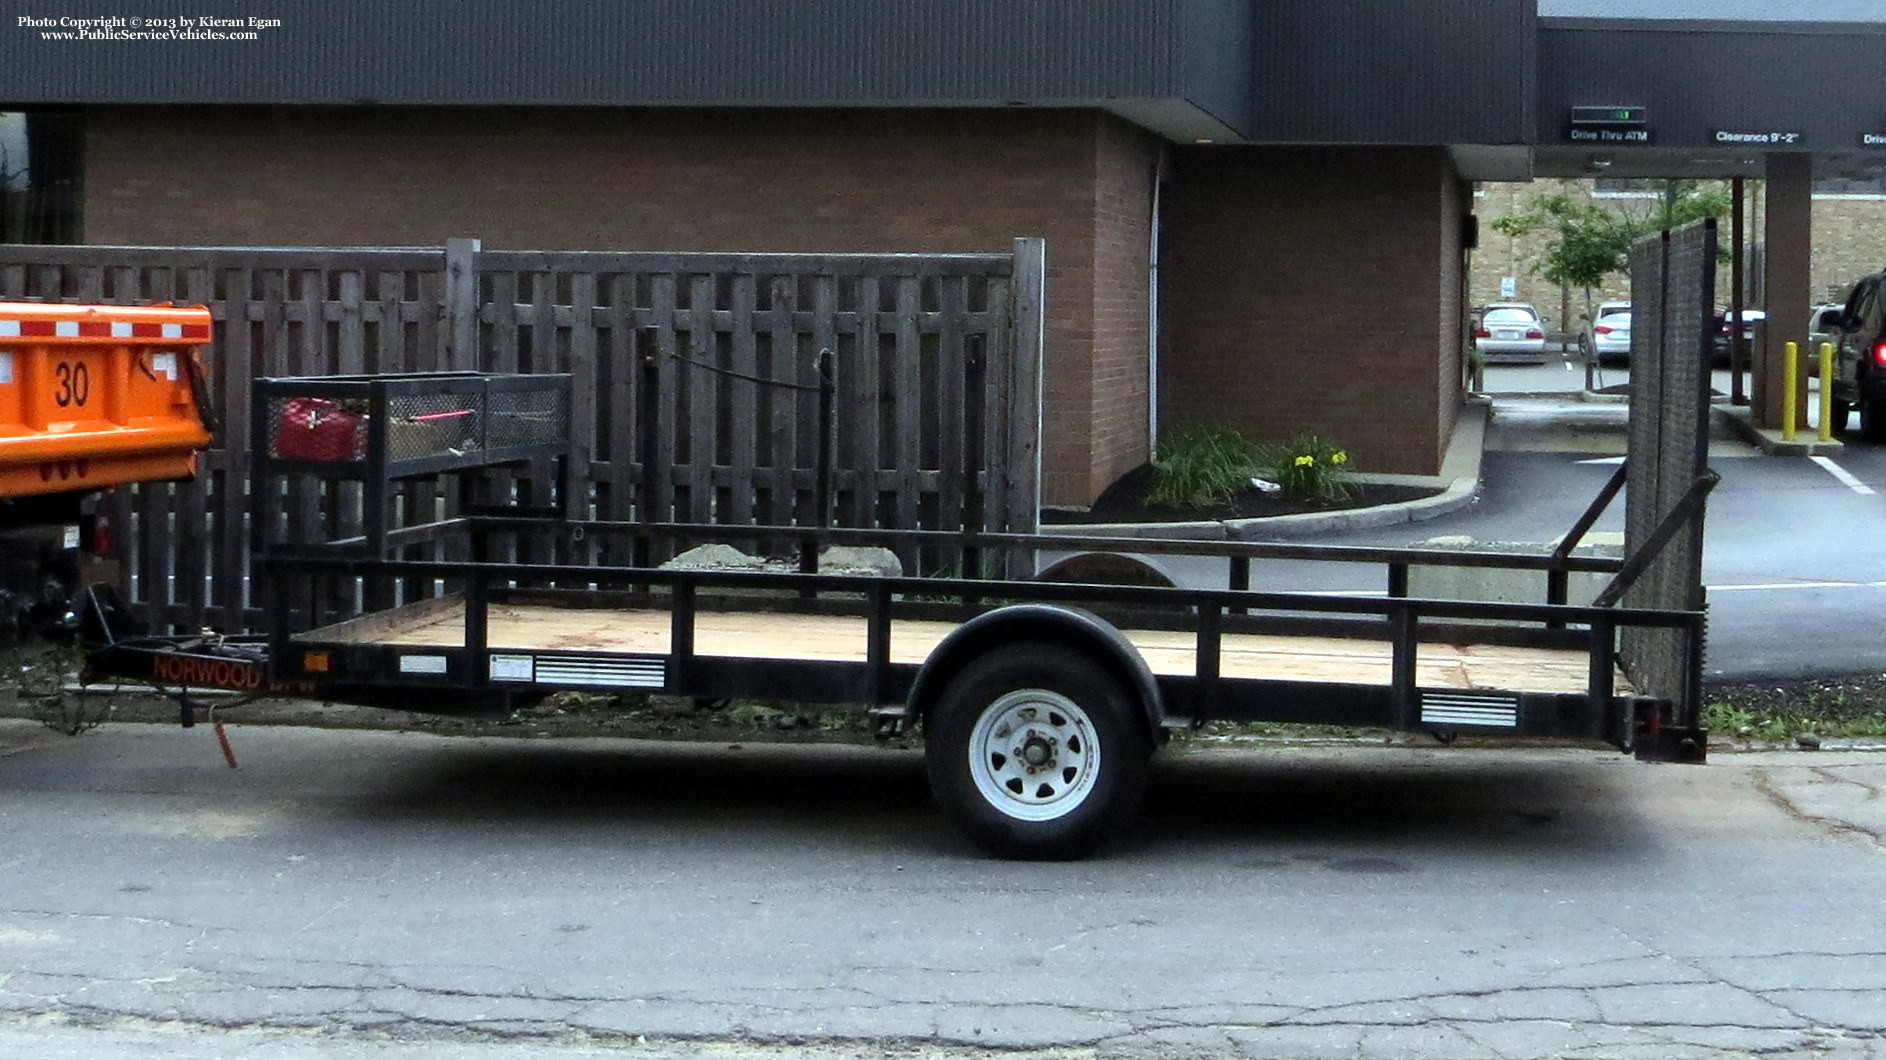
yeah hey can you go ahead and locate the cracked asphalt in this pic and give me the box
[2,719,1884,1059]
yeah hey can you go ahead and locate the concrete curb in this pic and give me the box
[1227,475,1480,539]
[1712,402,1844,456]
[1054,404,1487,541]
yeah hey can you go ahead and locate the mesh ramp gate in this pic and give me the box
[1619,220,1716,728]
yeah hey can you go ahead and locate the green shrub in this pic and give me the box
[1149,424,1260,508]
[1260,434,1353,506]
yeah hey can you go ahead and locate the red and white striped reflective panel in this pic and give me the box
[0,318,211,340]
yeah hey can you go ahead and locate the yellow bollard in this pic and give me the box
[1782,341,1798,441]
[1820,341,1836,442]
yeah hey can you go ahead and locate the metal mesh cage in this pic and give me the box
[259,373,571,471]
[386,390,481,463]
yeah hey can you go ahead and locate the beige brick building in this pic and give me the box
[1472,179,1886,336]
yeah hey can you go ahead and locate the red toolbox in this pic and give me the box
[273,397,367,462]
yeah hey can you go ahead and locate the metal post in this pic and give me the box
[816,348,835,529]
[866,582,892,705]
[670,579,695,689]
[1819,342,1836,442]
[635,346,658,570]
[1730,178,1747,406]
[1782,341,1799,441]
[1589,613,1619,747]
[1389,602,1417,731]
[1196,600,1222,721]
[1546,568,1569,606]
[801,348,836,577]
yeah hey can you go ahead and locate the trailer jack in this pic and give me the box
[868,705,910,740]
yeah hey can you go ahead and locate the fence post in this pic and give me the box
[444,238,481,371]
[801,348,836,577]
[1007,237,1046,576]
[961,334,986,582]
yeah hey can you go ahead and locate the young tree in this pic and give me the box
[1492,179,1731,295]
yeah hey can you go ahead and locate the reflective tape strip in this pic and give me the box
[0,318,210,341]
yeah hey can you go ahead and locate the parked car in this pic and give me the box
[1825,271,1886,440]
[1804,303,1847,377]
[1581,304,1632,365]
[1474,303,1547,363]
[1711,308,1765,365]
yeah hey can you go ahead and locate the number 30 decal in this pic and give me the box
[55,361,90,408]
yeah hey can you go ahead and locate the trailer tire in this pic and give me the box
[924,642,1151,860]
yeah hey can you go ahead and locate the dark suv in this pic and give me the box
[1828,270,1886,440]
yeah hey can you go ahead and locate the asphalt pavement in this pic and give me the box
[4,720,1886,1059]
[1129,356,1886,682]
[3,354,1885,1059]
[1482,360,1886,682]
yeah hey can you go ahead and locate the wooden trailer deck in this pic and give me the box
[308,597,1629,695]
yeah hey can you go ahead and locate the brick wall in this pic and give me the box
[1159,146,1461,477]
[1438,175,1467,429]
[1810,196,1886,303]
[1086,118,1158,503]
[81,105,1158,507]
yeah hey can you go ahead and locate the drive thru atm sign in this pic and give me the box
[1569,106,1650,144]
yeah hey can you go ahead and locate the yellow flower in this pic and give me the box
[1332,451,1349,465]
[1294,455,1314,467]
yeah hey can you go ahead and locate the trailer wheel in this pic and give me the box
[924,642,1151,859]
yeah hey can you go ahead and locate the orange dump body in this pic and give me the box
[0,302,213,499]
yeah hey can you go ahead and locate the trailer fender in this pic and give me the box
[907,604,1164,739]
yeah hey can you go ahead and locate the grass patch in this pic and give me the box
[1149,424,1260,509]
[1705,675,1886,742]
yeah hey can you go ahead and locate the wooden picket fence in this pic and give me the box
[0,239,1044,633]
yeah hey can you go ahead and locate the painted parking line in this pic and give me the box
[1707,581,1870,592]
[1810,455,1877,495]
[1286,583,1886,595]
[1270,583,1886,597]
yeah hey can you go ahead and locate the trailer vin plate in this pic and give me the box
[489,654,534,681]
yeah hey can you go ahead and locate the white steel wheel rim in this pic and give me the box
[967,688,1102,822]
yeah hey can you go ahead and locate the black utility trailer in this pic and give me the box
[84,372,1711,860]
